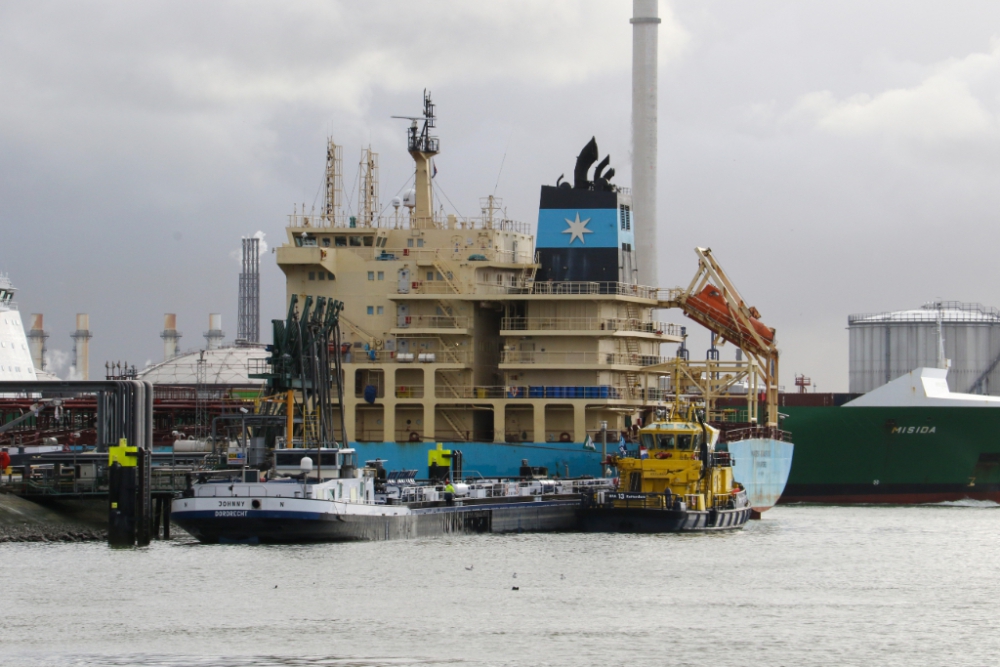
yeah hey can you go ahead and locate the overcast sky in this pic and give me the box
[3,1,1000,391]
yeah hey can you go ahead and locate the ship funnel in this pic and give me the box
[71,313,92,380]
[161,313,181,361]
[631,0,660,286]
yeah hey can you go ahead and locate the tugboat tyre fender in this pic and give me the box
[408,431,421,442]
[559,432,571,442]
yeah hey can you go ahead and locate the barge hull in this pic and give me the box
[577,506,752,533]
[172,500,581,544]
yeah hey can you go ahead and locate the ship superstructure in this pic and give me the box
[273,93,788,487]
[0,275,38,382]
[275,92,683,474]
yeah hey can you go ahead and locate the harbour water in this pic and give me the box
[3,504,997,666]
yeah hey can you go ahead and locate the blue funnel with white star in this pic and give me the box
[535,164,636,284]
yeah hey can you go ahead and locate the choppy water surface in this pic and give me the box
[2,504,998,666]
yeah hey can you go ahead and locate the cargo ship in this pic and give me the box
[262,91,792,509]
[776,367,1000,503]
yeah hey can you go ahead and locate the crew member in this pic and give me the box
[0,448,10,476]
[443,478,455,506]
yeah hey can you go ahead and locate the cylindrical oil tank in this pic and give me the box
[848,301,1000,395]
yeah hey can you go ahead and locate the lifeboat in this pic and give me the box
[683,284,775,349]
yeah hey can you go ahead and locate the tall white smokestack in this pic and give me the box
[71,313,92,380]
[27,313,48,371]
[161,313,181,361]
[204,313,224,350]
[631,0,660,287]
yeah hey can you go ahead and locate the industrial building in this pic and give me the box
[849,301,1000,395]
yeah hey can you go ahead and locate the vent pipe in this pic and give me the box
[631,0,660,287]
[161,313,181,361]
[204,313,225,350]
[71,313,92,380]
[26,313,48,371]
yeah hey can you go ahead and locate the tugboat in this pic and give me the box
[579,406,752,532]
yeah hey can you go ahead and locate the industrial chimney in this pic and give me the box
[161,314,181,361]
[631,0,660,287]
[26,313,48,371]
[204,313,225,350]
[71,313,92,380]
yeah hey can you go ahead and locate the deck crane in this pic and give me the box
[660,247,780,427]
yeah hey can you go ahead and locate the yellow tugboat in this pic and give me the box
[579,406,752,532]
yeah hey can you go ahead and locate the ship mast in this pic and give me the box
[393,89,439,229]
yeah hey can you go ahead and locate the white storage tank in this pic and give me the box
[848,301,1000,395]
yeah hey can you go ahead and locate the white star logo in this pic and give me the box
[561,213,593,245]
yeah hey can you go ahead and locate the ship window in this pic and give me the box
[335,236,347,247]
[436,272,443,281]
[377,272,384,281]
[693,433,703,449]
[641,433,654,449]
[350,236,362,246]
[367,306,374,315]
[322,237,330,247]
[377,306,384,315]
[676,434,692,450]
[427,271,434,281]
[308,272,316,281]
[318,272,325,280]
[368,272,375,281]
[417,239,425,248]
[407,239,414,248]
[363,236,373,247]
[656,434,675,449]
[328,272,335,280]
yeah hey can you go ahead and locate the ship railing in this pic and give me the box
[603,492,673,510]
[405,281,532,296]
[529,281,664,299]
[394,385,424,399]
[501,351,673,367]
[500,317,681,336]
[285,211,535,235]
[350,349,474,364]
[717,425,791,443]
[436,385,625,400]
[394,316,472,329]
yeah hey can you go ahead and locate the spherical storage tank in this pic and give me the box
[848,301,1000,395]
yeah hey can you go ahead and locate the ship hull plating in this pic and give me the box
[727,437,794,511]
[577,506,752,533]
[172,499,581,544]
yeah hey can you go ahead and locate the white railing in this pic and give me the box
[394,316,471,329]
[501,318,681,336]
[500,351,672,367]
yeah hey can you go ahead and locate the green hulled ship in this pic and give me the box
[775,367,1000,503]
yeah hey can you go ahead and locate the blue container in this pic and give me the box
[599,386,610,398]
[529,386,543,398]
[565,387,575,399]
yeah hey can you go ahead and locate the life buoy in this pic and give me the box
[559,432,571,442]
[408,431,421,442]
